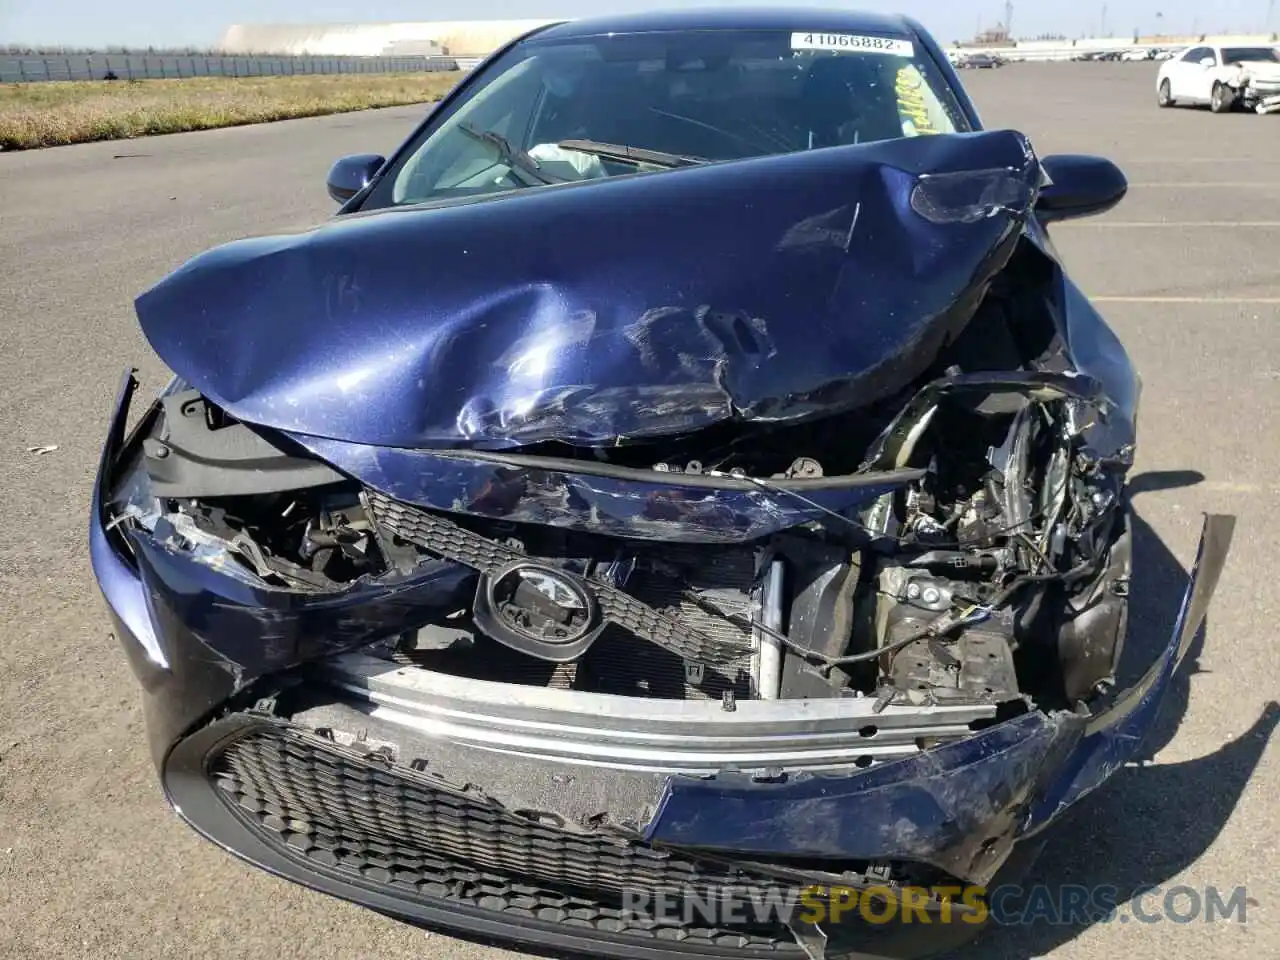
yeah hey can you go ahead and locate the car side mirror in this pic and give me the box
[327,154,386,204]
[1035,154,1127,224]
[1199,56,1215,67]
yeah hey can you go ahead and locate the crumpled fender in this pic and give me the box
[645,513,1234,884]
[1025,511,1235,825]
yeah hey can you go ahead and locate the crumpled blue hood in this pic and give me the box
[135,129,1041,449]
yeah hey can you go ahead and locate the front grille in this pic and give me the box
[367,491,754,666]
[211,726,802,953]
[395,543,758,700]
[375,493,763,700]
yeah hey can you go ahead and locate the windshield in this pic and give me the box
[369,28,970,209]
[1222,47,1279,64]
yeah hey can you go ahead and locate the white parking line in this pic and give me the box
[1092,296,1280,304]
[1197,481,1277,496]
[1127,182,1280,188]
[1059,221,1280,227]
[1121,158,1280,163]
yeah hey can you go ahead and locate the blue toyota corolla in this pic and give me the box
[91,8,1233,959]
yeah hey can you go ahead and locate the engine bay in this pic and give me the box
[111,361,1131,717]
[107,202,1139,719]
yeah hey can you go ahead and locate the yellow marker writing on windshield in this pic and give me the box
[895,65,937,135]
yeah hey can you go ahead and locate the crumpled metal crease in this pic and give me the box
[134,129,1041,450]
[293,436,920,543]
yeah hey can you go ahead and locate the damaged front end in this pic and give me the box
[95,128,1232,959]
[1223,61,1280,113]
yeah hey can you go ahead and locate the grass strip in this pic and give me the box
[0,73,460,150]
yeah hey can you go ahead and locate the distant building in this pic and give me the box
[969,25,1013,47]
[218,19,556,58]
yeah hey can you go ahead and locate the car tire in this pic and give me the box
[1210,82,1235,113]
[1158,79,1174,107]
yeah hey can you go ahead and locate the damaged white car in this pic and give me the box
[1157,43,1280,113]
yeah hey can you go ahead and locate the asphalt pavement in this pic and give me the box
[0,62,1274,959]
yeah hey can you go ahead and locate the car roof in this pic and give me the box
[527,7,916,42]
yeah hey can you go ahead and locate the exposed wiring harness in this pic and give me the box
[707,468,1074,552]
[695,462,1111,677]
[690,555,1097,679]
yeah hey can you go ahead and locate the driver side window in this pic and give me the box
[393,58,547,204]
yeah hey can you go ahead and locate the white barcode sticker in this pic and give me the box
[791,32,915,56]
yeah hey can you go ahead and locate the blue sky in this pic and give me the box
[0,0,1275,48]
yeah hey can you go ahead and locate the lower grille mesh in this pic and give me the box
[211,726,801,952]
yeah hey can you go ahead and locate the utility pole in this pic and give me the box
[1101,3,1108,36]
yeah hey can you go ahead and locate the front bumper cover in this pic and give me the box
[93,371,1235,958]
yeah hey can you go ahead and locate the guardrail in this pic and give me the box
[0,54,464,83]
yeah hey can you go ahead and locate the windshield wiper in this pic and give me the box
[557,139,707,169]
[458,122,560,186]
